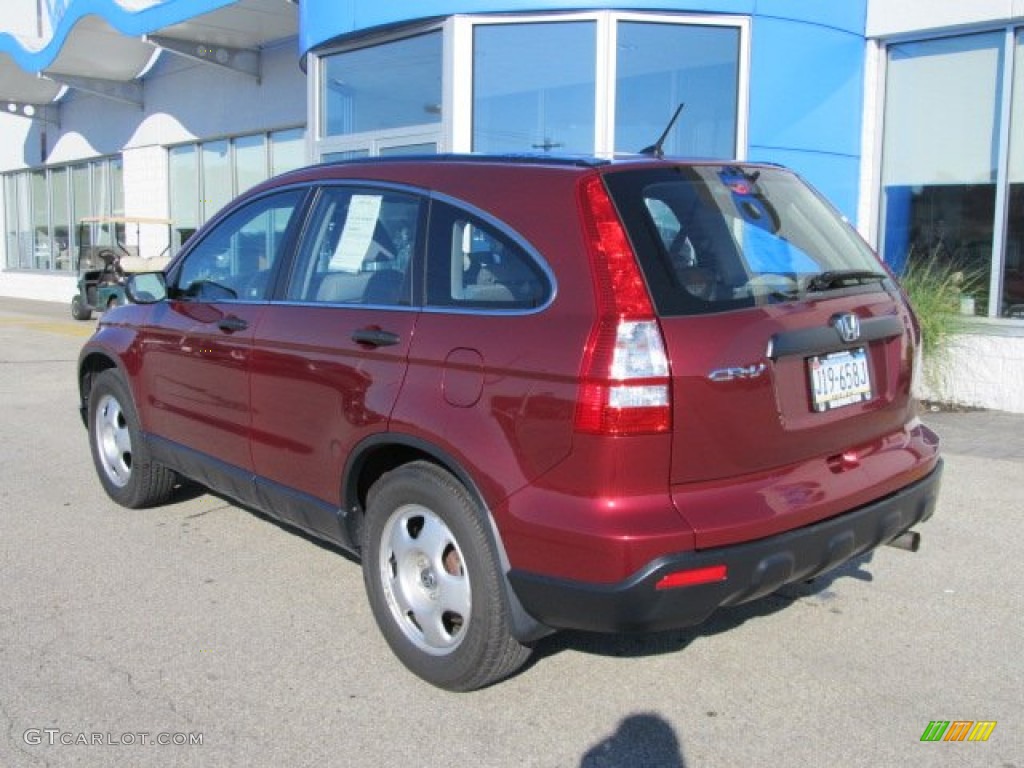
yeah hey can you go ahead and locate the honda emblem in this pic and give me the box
[832,313,861,344]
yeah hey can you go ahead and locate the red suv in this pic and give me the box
[78,156,941,690]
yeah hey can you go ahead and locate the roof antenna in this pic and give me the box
[640,103,685,158]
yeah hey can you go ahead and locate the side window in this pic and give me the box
[286,187,420,306]
[426,202,550,309]
[174,190,304,301]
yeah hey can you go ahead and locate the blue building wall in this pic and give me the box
[300,0,868,219]
[746,14,866,218]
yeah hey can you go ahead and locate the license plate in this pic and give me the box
[808,347,872,412]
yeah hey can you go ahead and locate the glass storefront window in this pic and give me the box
[4,175,19,270]
[202,140,232,222]
[615,22,739,158]
[880,33,1003,315]
[111,157,124,218]
[270,128,305,175]
[3,156,140,272]
[31,170,50,270]
[91,162,112,227]
[322,31,442,137]
[50,167,71,271]
[312,13,745,162]
[236,134,268,194]
[168,128,306,249]
[170,145,199,248]
[1006,32,1024,317]
[472,21,596,154]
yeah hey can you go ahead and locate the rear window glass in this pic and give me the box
[605,165,888,316]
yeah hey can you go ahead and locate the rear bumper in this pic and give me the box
[508,460,942,634]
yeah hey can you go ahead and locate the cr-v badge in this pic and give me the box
[707,362,768,382]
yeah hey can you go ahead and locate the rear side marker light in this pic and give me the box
[655,565,728,591]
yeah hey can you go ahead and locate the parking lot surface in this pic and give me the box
[0,298,1020,768]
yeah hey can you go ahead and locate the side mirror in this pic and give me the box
[125,272,168,304]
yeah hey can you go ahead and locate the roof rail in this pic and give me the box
[315,153,611,169]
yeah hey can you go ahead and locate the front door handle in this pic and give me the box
[218,315,248,333]
[352,328,400,347]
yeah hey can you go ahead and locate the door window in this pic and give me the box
[173,190,305,302]
[285,187,422,306]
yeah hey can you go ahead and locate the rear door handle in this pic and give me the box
[218,316,249,333]
[352,328,400,347]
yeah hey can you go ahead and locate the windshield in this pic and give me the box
[606,165,889,316]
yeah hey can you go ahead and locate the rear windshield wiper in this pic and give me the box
[805,270,888,293]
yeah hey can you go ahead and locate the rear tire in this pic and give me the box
[362,461,531,691]
[71,294,92,321]
[88,369,176,508]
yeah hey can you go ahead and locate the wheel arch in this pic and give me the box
[342,433,552,643]
[77,351,121,427]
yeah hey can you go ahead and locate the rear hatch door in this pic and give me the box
[605,164,919,545]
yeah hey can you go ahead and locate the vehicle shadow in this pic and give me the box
[165,484,363,566]
[165,483,877,667]
[580,713,686,768]
[530,553,875,663]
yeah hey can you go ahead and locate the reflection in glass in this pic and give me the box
[1005,33,1024,317]
[271,128,305,175]
[51,168,71,271]
[202,140,232,222]
[235,134,267,194]
[880,33,1001,315]
[4,175,17,269]
[473,22,596,154]
[170,145,199,249]
[322,149,370,163]
[615,22,739,158]
[323,32,442,137]
[31,170,50,269]
[379,143,437,156]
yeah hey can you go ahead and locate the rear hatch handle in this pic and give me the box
[767,314,903,360]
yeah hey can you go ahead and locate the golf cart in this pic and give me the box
[70,216,173,321]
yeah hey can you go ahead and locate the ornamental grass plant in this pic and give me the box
[897,256,982,394]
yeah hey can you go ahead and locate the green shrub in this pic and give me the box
[898,258,979,362]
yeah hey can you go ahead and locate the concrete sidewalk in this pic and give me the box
[922,408,1024,462]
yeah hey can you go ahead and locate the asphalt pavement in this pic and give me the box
[0,297,1020,768]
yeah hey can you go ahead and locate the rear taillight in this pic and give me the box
[575,175,671,435]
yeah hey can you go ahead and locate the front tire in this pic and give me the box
[88,369,176,508]
[362,462,531,691]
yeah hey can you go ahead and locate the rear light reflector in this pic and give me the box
[655,565,728,590]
